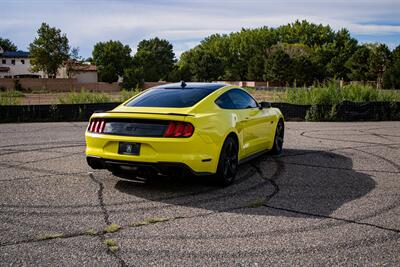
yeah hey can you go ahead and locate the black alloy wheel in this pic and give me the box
[216,136,238,186]
[271,120,284,155]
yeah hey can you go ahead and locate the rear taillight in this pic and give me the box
[88,118,106,134]
[164,121,194,137]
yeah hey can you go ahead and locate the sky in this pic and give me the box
[1,0,399,58]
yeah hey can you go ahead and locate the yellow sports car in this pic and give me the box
[86,82,284,186]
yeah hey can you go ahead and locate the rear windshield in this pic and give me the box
[126,88,214,108]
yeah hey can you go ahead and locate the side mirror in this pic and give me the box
[260,101,272,109]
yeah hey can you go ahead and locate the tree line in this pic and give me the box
[1,20,399,89]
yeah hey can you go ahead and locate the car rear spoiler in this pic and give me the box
[103,111,194,117]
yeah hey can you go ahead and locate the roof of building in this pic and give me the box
[0,51,30,58]
[68,64,97,72]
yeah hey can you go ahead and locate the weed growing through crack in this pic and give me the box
[85,228,98,236]
[38,232,64,240]
[131,216,170,227]
[105,223,121,233]
[104,238,119,252]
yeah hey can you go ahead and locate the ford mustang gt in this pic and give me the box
[85,82,284,186]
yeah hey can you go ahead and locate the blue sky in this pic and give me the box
[1,0,399,58]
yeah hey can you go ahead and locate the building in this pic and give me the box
[58,62,98,83]
[0,46,98,82]
[0,46,44,78]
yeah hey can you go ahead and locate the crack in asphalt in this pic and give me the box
[0,166,261,249]
[263,205,400,234]
[88,172,127,267]
[88,173,110,225]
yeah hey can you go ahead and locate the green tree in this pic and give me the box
[0,38,17,51]
[98,65,118,83]
[122,67,144,89]
[92,40,132,82]
[247,54,266,81]
[383,45,400,89]
[180,47,223,82]
[326,29,358,80]
[166,64,192,82]
[368,43,391,88]
[133,37,175,81]
[28,23,70,78]
[345,45,371,82]
[276,20,335,47]
[264,49,293,84]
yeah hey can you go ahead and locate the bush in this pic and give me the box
[58,90,111,104]
[122,67,144,90]
[305,104,337,121]
[98,65,119,83]
[284,82,400,105]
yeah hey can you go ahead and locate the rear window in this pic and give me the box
[126,88,214,108]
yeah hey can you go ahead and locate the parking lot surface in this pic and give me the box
[0,121,399,266]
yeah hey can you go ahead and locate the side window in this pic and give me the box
[215,92,236,109]
[227,89,258,109]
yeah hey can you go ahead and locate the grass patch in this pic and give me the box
[38,232,64,240]
[103,238,119,252]
[84,228,98,236]
[132,216,170,227]
[0,96,21,105]
[58,90,111,104]
[0,90,25,97]
[105,223,121,233]
[0,90,24,105]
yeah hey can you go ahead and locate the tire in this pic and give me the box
[271,120,284,155]
[215,136,239,186]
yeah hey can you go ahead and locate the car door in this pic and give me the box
[226,89,270,157]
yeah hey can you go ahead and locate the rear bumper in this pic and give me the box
[85,131,220,174]
[87,156,213,176]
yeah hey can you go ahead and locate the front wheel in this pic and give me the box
[271,120,284,155]
[215,136,238,186]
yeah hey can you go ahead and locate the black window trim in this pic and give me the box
[215,88,260,110]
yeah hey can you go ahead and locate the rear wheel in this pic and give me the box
[271,120,284,155]
[215,136,238,186]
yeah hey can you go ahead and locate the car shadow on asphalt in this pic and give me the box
[114,148,376,217]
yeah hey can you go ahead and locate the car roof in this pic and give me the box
[153,82,227,91]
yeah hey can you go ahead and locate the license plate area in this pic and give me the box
[118,142,141,155]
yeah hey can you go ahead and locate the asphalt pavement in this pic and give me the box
[0,121,399,266]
